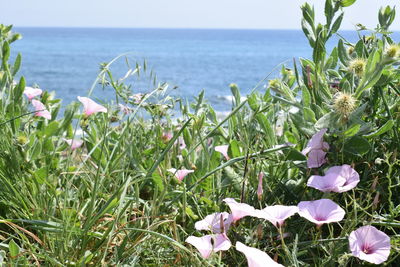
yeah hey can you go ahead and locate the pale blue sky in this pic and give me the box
[2,0,399,30]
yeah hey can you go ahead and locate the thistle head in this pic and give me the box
[333,92,356,118]
[385,44,400,58]
[348,58,366,77]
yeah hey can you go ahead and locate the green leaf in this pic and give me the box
[12,53,21,76]
[44,121,60,137]
[340,0,357,7]
[330,13,344,35]
[256,113,276,146]
[8,239,19,258]
[343,124,360,137]
[152,172,164,192]
[315,112,339,130]
[364,120,394,138]
[228,140,241,158]
[344,136,371,156]
[302,86,311,107]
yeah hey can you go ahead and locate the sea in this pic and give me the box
[10,28,388,112]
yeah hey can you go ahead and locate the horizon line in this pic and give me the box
[11,25,364,32]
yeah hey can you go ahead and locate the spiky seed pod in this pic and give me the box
[385,44,400,58]
[348,58,366,77]
[333,92,356,119]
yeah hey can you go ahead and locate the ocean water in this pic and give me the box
[11,28,365,111]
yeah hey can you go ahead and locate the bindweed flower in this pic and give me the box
[195,212,233,234]
[307,164,360,193]
[297,199,345,226]
[223,198,255,223]
[161,132,173,142]
[64,139,83,150]
[176,136,186,150]
[77,96,107,116]
[253,205,299,228]
[257,172,264,200]
[215,145,230,160]
[32,100,51,120]
[349,225,391,264]
[186,233,231,259]
[24,86,42,100]
[302,128,329,168]
[236,242,283,267]
[167,168,194,182]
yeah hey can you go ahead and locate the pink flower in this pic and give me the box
[161,132,173,142]
[24,86,42,100]
[307,164,360,193]
[195,212,233,234]
[223,198,255,223]
[302,128,329,155]
[325,164,360,192]
[77,96,107,116]
[32,100,51,120]
[215,145,230,160]
[64,139,83,150]
[307,149,328,168]
[186,233,231,259]
[349,225,391,264]
[167,168,194,182]
[297,199,345,226]
[235,242,283,267]
[254,205,299,228]
[257,172,264,200]
[176,136,186,150]
[302,128,329,168]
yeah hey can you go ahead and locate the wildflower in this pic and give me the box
[333,92,356,118]
[385,44,400,58]
[236,242,283,267]
[348,58,366,77]
[215,145,230,160]
[24,86,42,100]
[186,233,231,259]
[253,205,298,228]
[176,136,186,150]
[161,132,173,142]
[302,128,329,168]
[195,212,233,234]
[167,168,194,182]
[64,139,83,150]
[257,172,264,200]
[32,100,51,120]
[223,198,255,223]
[77,96,107,116]
[347,46,355,55]
[297,199,345,226]
[307,164,360,193]
[349,225,390,264]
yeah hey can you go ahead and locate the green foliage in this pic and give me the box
[0,1,399,265]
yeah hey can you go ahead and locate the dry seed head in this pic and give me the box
[385,44,400,58]
[333,92,356,118]
[348,58,366,77]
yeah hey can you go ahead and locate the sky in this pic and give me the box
[1,0,400,30]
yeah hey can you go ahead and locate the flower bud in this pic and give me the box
[257,172,264,200]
